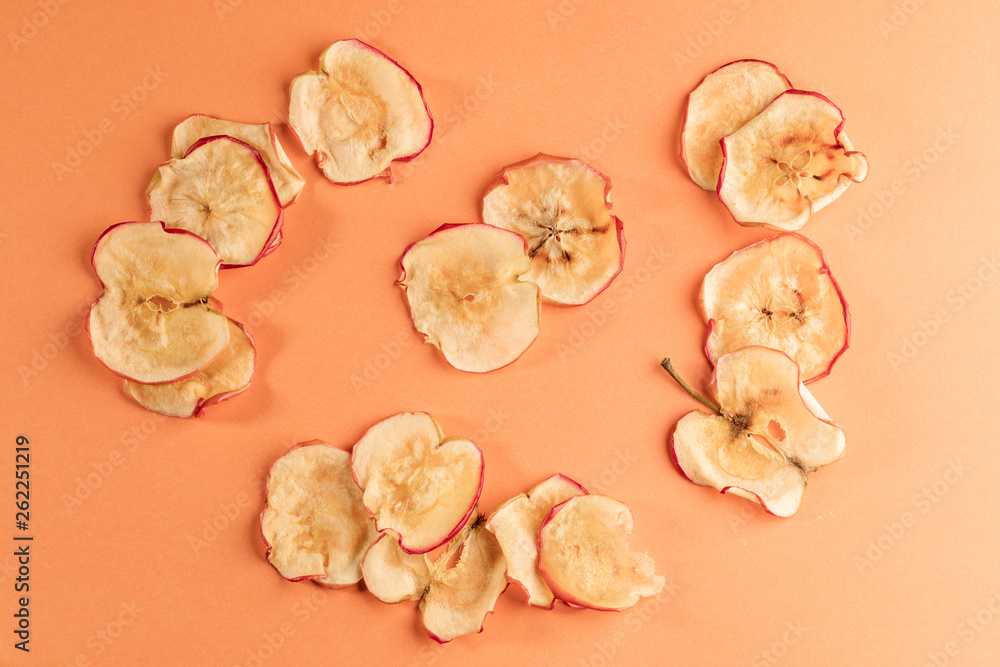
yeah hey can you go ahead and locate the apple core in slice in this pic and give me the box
[481,154,625,305]
[288,39,433,184]
[398,223,540,373]
[260,440,379,586]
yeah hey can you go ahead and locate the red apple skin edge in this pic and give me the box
[190,319,256,418]
[85,222,225,385]
[701,232,851,383]
[396,223,542,374]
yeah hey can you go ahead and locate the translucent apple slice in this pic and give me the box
[681,59,792,190]
[288,39,433,184]
[148,135,283,267]
[260,440,379,586]
[662,347,846,517]
[537,495,665,611]
[88,221,229,384]
[170,114,305,206]
[718,90,869,231]
[481,154,626,305]
[397,223,540,373]
[351,412,484,554]
[122,318,255,417]
[486,474,588,608]
[362,518,508,643]
[701,233,849,383]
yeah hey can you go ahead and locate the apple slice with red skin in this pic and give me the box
[681,59,793,190]
[718,90,869,231]
[537,494,665,611]
[122,317,255,417]
[260,440,379,587]
[288,39,433,184]
[701,233,849,383]
[148,135,283,268]
[361,516,508,643]
[351,412,484,554]
[398,223,540,373]
[481,154,626,305]
[170,114,305,206]
[87,221,229,384]
[661,348,846,517]
[486,474,588,608]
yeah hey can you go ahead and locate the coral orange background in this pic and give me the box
[3,1,999,665]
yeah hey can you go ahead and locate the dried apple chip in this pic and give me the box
[398,223,540,373]
[288,39,433,184]
[681,59,792,190]
[662,347,846,517]
[701,233,849,383]
[260,441,379,586]
[148,135,283,267]
[481,154,626,305]
[87,221,229,384]
[718,90,869,231]
[123,318,255,418]
[351,412,484,554]
[538,495,665,611]
[171,114,305,206]
[486,474,588,608]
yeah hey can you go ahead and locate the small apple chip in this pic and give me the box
[288,39,433,184]
[481,154,626,305]
[261,441,379,586]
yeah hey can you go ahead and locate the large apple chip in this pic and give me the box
[260,441,379,586]
[88,222,229,384]
[681,59,792,190]
[148,135,283,267]
[398,223,540,373]
[481,154,626,305]
[701,233,849,383]
[288,39,433,184]
[718,90,869,231]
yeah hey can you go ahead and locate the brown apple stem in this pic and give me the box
[660,358,722,415]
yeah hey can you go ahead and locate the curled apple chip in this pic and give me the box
[148,135,283,267]
[260,441,379,586]
[88,221,229,384]
[351,412,484,554]
[362,518,508,643]
[681,59,792,190]
[170,114,305,206]
[288,39,433,184]
[481,154,626,305]
[486,474,588,608]
[702,233,849,383]
[719,90,869,231]
[123,318,255,418]
[398,223,540,373]
[538,495,665,611]
[663,347,846,517]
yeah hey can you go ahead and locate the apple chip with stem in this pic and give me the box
[397,223,540,373]
[661,347,846,517]
[351,412,484,554]
[362,515,508,643]
[486,474,588,608]
[87,221,229,384]
[481,154,626,306]
[148,135,283,268]
[123,317,255,418]
[681,59,792,190]
[288,39,433,184]
[260,440,379,586]
[537,494,665,611]
[170,114,305,206]
[701,233,849,383]
[718,90,869,231]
